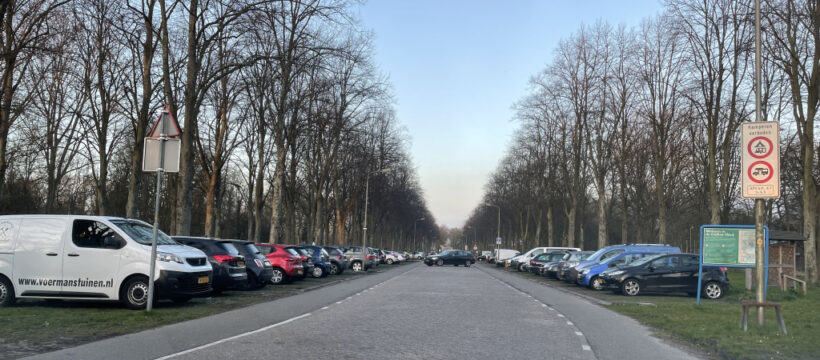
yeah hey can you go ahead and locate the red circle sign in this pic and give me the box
[747,136,773,159]
[748,161,774,183]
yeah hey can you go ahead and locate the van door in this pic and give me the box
[14,218,67,297]
[60,219,123,299]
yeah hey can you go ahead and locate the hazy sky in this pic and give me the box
[358,1,664,228]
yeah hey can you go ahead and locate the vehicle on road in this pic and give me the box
[172,237,248,294]
[384,251,399,264]
[598,253,729,299]
[255,244,304,284]
[229,240,273,289]
[424,250,475,267]
[322,246,348,275]
[0,215,212,309]
[340,245,376,272]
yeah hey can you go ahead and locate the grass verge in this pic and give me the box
[492,264,820,360]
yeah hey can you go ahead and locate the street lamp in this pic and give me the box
[363,168,391,262]
[485,203,501,258]
[413,217,425,259]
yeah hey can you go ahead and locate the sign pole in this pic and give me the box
[753,0,765,326]
[146,113,168,312]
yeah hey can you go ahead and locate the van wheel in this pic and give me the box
[0,276,16,307]
[120,276,151,310]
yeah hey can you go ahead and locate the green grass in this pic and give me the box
[497,265,820,360]
[0,270,366,358]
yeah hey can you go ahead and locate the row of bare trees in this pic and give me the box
[463,0,819,284]
[0,0,439,250]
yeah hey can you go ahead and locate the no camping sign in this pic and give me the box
[741,122,780,199]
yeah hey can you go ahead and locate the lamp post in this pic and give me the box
[485,203,500,258]
[413,217,425,259]
[363,168,391,263]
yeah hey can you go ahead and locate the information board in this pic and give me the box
[702,227,757,265]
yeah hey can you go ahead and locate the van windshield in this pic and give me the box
[110,220,177,246]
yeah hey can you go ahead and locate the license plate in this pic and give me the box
[297,269,303,275]
[237,261,245,267]
[197,276,209,284]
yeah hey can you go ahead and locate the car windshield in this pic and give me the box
[630,254,664,267]
[218,242,241,256]
[600,250,624,262]
[439,250,455,256]
[110,219,176,246]
[285,248,300,256]
[243,243,261,255]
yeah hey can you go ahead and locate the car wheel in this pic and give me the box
[436,259,444,266]
[518,264,526,272]
[590,276,604,290]
[465,260,471,267]
[120,276,151,310]
[328,263,339,275]
[703,281,724,299]
[351,261,364,272]
[270,268,285,284]
[312,266,324,278]
[387,259,394,265]
[622,279,641,296]
[0,276,16,307]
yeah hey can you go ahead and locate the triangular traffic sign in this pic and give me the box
[148,105,181,138]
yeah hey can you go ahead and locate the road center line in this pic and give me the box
[155,312,313,360]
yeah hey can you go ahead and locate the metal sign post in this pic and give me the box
[142,106,181,312]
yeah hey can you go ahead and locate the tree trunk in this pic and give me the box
[268,150,285,243]
[596,175,607,249]
[547,206,554,247]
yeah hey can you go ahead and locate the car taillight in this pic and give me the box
[337,255,342,259]
[212,255,237,263]
[530,260,536,265]
[366,254,372,260]
[719,267,728,272]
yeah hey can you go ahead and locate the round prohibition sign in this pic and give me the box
[747,161,774,183]
[748,136,773,159]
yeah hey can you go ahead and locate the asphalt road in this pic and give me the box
[26,262,701,360]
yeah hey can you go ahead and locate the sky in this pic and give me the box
[358,1,665,228]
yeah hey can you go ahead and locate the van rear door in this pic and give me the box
[14,218,67,297]
[61,219,123,299]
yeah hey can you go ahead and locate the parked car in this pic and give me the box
[493,249,519,266]
[287,246,315,278]
[0,215,212,309]
[296,245,331,278]
[339,245,376,272]
[172,236,248,294]
[384,251,399,264]
[548,251,592,279]
[369,248,381,267]
[528,252,569,275]
[577,251,670,290]
[510,247,582,272]
[255,243,304,284]
[424,250,475,267]
[567,244,680,284]
[229,240,273,289]
[392,251,406,263]
[598,253,729,299]
[322,246,348,275]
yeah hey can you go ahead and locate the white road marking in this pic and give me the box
[582,345,592,351]
[321,306,329,310]
[557,314,565,318]
[336,301,343,304]
[575,331,583,336]
[541,304,548,307]
[155,312,313,360]
[566,321,573,326]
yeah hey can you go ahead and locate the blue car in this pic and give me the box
[296,245,331,278]
[577,251,677,290]
[568,244,680,285]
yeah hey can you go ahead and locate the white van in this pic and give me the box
[509,246,582,272]
[0,215,212,309]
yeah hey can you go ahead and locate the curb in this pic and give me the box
[478,264,613,306]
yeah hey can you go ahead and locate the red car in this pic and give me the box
[255,244,304,284]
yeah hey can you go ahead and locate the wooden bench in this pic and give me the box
[780,274,807,295]
[740,301,787,334]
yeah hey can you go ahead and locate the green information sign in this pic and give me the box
[702,228,757,265]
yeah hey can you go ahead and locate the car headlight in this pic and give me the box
[609,270,624,276]
[432,257,439,260]
[157,252,183,264]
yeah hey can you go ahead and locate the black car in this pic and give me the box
[172,237,248,293]
[323,246,348,275]
[230,240,273,289]
[424,250,475,267]
[598,253,729,299]
[528,252,568,275]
